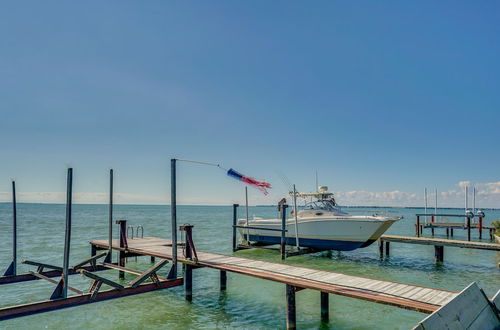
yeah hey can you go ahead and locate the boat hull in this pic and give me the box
[238,217,398,251]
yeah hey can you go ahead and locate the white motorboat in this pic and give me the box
[237,186,401,251]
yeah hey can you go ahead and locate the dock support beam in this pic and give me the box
[232,204,239,252]
[385,241,390,256]
[434,246,444,263]
[286,284,296,330]
[320,292,329,323]
[220,270,227,291]
[116,220,127,279]
[185,265,192,302]
[280,205,288,260]
[378,239,384,258]
[478,216,483,239]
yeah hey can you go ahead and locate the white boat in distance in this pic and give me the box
[237,186,402,251]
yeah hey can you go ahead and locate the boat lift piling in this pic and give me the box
[3,181,17,277]
[105,169,113,263]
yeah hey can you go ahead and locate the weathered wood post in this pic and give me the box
[466,216,471,241]
[416,215,420,237]
[3,181,17,276]
[320,292,329,323]
[220,270,227,291]
[181,224,195,302]
[62,168,73,298]
[116,219,127,279]
[168,158,178,279]
[232,204,239,252]
[478,216,483,239]
[105,169,114,263]
[434,246,444,263]
[446,227,449,237]
[281,204,288,260]
[385,241,390,256]
[286,284,296,329]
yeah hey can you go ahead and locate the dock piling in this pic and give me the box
[220,270,227,291]
[416,216,420,237]
[3,181,17,277]
[320,291,329,323]
[385,241,390,256]
[232,204,239,252]
[280,205,288,260]
[434,246,444,263]
[467,216,471,241]
[61,168,73,299]
[116,220,127,279]
[285,284,296,329]
[169,158,178,279]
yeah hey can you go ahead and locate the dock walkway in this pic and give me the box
[91,237,458,314]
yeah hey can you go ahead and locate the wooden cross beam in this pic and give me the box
[128,259,169,288]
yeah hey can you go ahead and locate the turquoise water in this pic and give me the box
[0,204,499,329]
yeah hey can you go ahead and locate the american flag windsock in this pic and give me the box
[227,168,272,195]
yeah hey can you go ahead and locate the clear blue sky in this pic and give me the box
[1,1,499,207]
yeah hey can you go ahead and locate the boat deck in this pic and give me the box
[91,237,458,313]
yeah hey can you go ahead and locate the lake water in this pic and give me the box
[0,204,499,329]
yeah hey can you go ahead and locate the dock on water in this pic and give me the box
[378,234,500,263]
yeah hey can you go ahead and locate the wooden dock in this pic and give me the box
[91,237,458,314]
[379,234,500,263]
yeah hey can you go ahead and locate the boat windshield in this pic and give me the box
[304,199,339,212]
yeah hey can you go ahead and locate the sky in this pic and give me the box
[0,1,499,207]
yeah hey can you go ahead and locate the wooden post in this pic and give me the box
[184,225,193,302]
[446,227,449,237]
[385,241,390,256]
[232,204,239,251]
[116,220,127,279]
[467,217,471,241]
[451,228,454,237]
[286,284,296,330]
[150,256,155,263]
[169,158,178,279]
[320,291,329,323]
[378,239,384,258]
[434,246,444,263]
[220,270,227,291]
[3,181,17,277]
[416,216,420,237]
[105,169,113,263]
[281,205,288,260]
[62,168,73,299]
[478,216,483,239]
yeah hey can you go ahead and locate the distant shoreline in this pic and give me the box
[0,202,498,210]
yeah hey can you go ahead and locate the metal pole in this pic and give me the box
[245,187,249,242]
[434,188,437,215]
[4,181,17,276]
[12,181,16,276]
[424,188,427,224]
[232,204,239,251]
[106,169,113,263]
[62,168,73,299]
[169,158,177,279]
[473,186,476,215]
[281,204,288,260]
[293,185,300,250]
